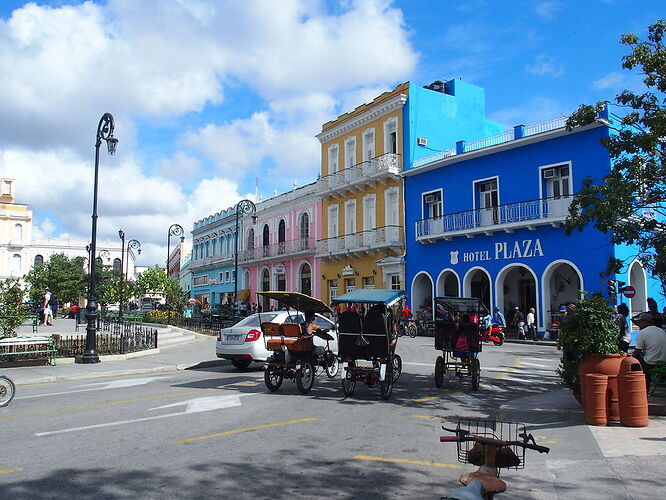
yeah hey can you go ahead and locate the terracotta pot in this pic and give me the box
[584,373,609,426]
[618,356,649,427]
[579,353,625,422]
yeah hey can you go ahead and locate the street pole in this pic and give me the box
[233,199,256,317]
[167,224,184,280]
[126,239,141,310]
[118,230,125,321]
[78,112,118,364]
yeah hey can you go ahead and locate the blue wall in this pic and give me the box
[404,80,505,169]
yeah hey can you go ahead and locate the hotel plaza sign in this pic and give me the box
[450,239,545,265]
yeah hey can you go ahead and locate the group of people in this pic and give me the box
[480,305,536,340]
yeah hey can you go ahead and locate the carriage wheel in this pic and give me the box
[264,365,283,392]
[342,362,356,397]
[434,355,445,388]
[325,354,339,378]
[391,354,402,382]
[380,364,393,400]
[296,361,315,394]
[471,358,481,391]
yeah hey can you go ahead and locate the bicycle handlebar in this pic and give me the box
[440,427,550,454]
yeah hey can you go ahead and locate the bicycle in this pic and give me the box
[398,318,418,338]
[440,418,549,499]
[0,374,16,407]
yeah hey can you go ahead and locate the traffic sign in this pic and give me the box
[622,285,636,298]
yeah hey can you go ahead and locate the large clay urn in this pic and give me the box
[579,353,625,422]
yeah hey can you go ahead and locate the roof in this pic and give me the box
[256,291,331,314]
[331,289,406,306]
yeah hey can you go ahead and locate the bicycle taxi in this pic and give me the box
[258,291,339,394]
[332,289,404,400]
[433,296,483,391]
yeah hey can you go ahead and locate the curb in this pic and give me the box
[505,338,558,346]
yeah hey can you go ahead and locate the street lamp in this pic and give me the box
[167,224,185,280]
[118,232,140,320]
[78,113,118,364]
[233,199,256,316]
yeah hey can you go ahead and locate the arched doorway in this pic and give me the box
[464,268,491,311]
[299,212,310,250]
[411,272,433,317]
[436,269,460,297]
[278,220,286,255]
[261,268,271,311]
[496,264,537,324]
[628,260,647,317]
[541,261,582,329]
[300,263,312,296]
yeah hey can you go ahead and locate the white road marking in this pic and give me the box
[520,361,553,368]
[16,376,172,400]
[403,362,435,367]
[35,394,251,437]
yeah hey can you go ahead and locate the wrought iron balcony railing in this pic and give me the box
[319,153,400,196]
[240,237,315,263]
[316,225,402,257]
[416,196,572,242]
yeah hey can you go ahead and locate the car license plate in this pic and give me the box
[226,335,241,341]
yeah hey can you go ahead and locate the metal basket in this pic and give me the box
[452,418,527,470]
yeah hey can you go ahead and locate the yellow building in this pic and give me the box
[316,83,407,303]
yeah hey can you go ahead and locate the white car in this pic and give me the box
[216,311,338,369]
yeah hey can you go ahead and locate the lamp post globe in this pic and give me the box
[167,224,185,281]
[233,199,256,317]
[79,113,118,364]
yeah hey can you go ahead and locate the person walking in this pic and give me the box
[43,287,53,326]
[526,307,536,340]
[616,303,631,353]
[512,306,526,340]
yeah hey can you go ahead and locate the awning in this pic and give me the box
[237,289,251,302]
[332,289,406,307]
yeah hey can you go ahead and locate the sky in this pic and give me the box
[0,0,662,267]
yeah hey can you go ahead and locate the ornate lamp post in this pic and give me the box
[79,113,118,364]
[118,230,125,320]
[167,224,185,280]
[233,199,256,316]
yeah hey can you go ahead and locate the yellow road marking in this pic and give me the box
[173,417,318,444]
[0,388,220,420]
[412,357,523,402]
[354,455,463,469]
[0,467,23,475]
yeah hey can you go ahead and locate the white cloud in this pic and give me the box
[489,96,567,128]
[592,71,627,90]
[534,2,562,20]
[525,54,565,77]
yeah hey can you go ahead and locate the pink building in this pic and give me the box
[241,182,321,311]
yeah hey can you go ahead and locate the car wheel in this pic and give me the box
[231,359,252,369]
[264,365,283,392]
[295,361,315,394]
[435,355,445,388]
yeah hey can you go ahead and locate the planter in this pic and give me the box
[579,353,625,422]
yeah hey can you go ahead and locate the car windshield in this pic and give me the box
[234,313,279,327]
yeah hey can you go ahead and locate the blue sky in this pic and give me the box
[0,0,661,266]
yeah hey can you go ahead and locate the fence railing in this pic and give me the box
[240,237,315,262]
[55,320,158,357]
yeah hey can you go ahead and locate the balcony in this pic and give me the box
[189,253,234,271]
[416,196,572,242]
[316,225,402,260]
[319,153,400,199]
[240,237,315,264]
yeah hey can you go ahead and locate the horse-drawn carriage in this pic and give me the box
[433,296,483,391]
[259,291,338,394]
[332,289,404,400]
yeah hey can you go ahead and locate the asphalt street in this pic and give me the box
[0,338,662,499]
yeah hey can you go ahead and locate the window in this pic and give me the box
[300,263,312,296]
[14,223,23,240]
[211,239,216,256]
[363,194,376,230]
[362,128,375,161]
[219,272,225,283]
[363,276,375,289]
[299,212,310,250]
[383,118,398,154]
[262,224,270,257]
[478,180,498,209]
[385,187,399,226]
[545,164,571,198]
[11,254,21,273]
[314,315,333,330]
[34,255,44,266]
[344,199,356,235]
[205,241,210,257]
[231,270,235,282]
[390,275,401,290]
[328,205,339,239]
[225,271,231,283]
[193,275,209,286]
[424,190,442,219]
[328,144,339,174]
[113,258,122,272]
[344,278,356,292]
[344,136,356,169]
[328,279,338,304]
[278,219,286,255]
[247,228,255,249]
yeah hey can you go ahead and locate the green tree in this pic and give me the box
[136,267,183,310]
[564,19,666,292]
[23,253,87,305]
[0,279,27,338]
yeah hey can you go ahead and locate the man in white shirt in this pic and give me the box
[43,287,53,326]
[633,312,666,391]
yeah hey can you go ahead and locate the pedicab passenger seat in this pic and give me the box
[338,311,363,360]
[265,322,313,352]
[356,311,390,360]
[453,322,481,358]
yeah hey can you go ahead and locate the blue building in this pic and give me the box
[190,208,243,307]
[403,110,663,335]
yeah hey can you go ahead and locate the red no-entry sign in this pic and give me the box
[622,285,636,298]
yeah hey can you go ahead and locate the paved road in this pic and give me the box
[0,339,638,499]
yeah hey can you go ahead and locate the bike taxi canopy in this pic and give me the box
[256,291,332,314]
[434,296,487,322]
[332,289,406,307]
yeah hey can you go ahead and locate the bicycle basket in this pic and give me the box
[451,418,527,471]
